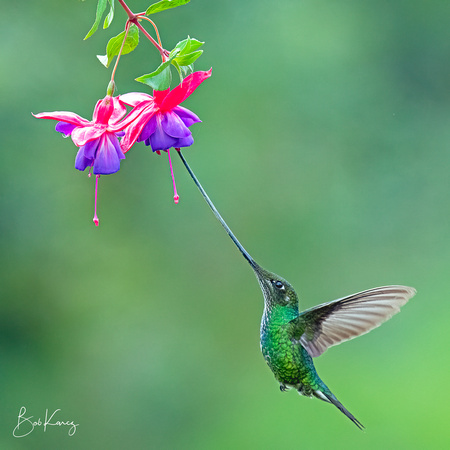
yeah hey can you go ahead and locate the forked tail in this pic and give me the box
[316,389,364,430]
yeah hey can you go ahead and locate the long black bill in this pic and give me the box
[178,150,260,272]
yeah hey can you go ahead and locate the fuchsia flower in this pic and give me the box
[33,95,131,225]
[119,69,212,153]
[33,70,212,223]
[33,96,129,175]
[119,69,211,204]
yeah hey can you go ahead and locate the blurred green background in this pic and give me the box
[1,0,449,448]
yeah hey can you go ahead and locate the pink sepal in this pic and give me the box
[92,96,114,124]
[119,102,159,153]
[160,69,212,112]
[32,111,90,127]
[153,89,169,104]
[72,125,105,147]
[110,97,128,123]
[119,92,153,107]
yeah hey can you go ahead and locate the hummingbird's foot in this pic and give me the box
[280,384,288,392]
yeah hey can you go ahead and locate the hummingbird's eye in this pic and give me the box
[272,280,285,290]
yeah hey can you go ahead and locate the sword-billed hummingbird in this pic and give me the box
[178,151,416,429]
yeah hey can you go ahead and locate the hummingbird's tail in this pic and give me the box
[314,389,364,430]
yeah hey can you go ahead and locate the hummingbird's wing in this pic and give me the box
[291,285,416,358]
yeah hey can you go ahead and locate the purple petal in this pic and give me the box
[149,117,178,151]
[107,133,125,160]
[161,111,191,138]
[174,134,194,148]
[56,121,77,137]
[93,134,121,174]
[75,147,93,171]
[74,138,100,171]
[82,138,100,159]
[172,106,201,127]
[137,115,158,143]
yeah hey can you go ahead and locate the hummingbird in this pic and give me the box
[178,151,416,429]
[251,264,415,429]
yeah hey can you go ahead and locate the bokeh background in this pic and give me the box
[1,0,449,448]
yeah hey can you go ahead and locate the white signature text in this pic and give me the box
[12,406,79,438]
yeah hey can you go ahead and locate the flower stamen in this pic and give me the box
[167,149,179,204]
[93,174,100,226]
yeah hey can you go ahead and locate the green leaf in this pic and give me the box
[171,61,194,83]
[174,37,204,54]
[84,0,108,40]
[135,49,180,90]
[146,0,190,16]
[138,66,172,91]
[168,47,181,60]
[170,36,204,69]
[171,37,203,65]
[171,59,181,73]
[181,63,194,77]
[173,49,203,66]
[103,0,115,29]
[171,60,183,83]
[96,24,140,68]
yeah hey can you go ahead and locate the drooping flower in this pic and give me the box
[119,69,212,154]
[119,69,212,204]
[33,95,131,225]
[34,95,128,175]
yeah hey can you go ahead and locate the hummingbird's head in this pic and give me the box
[250,263,299,310]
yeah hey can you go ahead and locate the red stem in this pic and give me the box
[117,0,165,59]
[117,0,135,20]
[134,21,165,59]
[110,21,131,83]
[138,15,163,55]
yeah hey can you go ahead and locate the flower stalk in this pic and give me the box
[167,149,180,204]
[110,21,132,86]
[93,175,100,226]
[117,0,166,60]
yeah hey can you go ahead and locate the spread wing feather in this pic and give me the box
[291,286,416,358]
